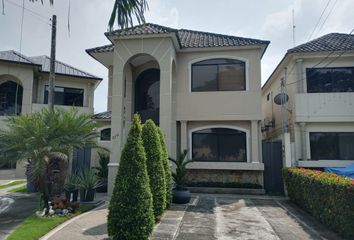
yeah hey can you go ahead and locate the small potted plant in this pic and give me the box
[169,150,194,204]
[64,174,79,202]
[93,152,109,193]
[77,168,102,202]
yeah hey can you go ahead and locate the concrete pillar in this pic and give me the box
[299,122,307,161]
[283,132,292,167]
[296,58,305,93]
[107,66,113,111]
[107,50,126,196]
[180,121,188,152]
[159,60,176,158]
[251,120,259,163]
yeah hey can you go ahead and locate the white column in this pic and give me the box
[296,58,305,93]
[283,132,292,167]
[299,122,307,161]
[159,59,176,158]
[180,121,188,152]
[108,50,126,196]
[251,120,260,163]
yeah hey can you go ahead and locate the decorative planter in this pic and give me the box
[80,189,95,202]
[65,189,79,202]
[172,188,191,204]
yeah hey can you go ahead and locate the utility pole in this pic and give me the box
[48,15,57,110]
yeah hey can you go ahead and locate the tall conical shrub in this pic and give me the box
[157,127,173,208]
[108,114,154,240]
[142,120,166,220]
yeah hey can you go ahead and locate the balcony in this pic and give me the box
[295,92,354,122]
[32,103,94,115]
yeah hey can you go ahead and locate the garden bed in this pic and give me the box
[283,168,354,239]
[6,205,94,240]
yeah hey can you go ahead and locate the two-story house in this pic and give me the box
[0,50,102,176]
[262,33,354,169]
[87,23,270,194]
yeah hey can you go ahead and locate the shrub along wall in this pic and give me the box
[283,168,354,239]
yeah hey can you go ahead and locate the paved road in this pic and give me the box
[0,193,38,240]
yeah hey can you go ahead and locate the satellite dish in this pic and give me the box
[274,93,289,105]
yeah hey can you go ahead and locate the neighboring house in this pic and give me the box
[262,33,354,169]
[0,50,102,176]
[87,23,270,194]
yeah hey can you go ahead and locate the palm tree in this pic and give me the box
[29,0,149,31]
[0,108,99,209]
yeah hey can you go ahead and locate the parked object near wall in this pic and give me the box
[283,168,354,239]
[170,150,194,204]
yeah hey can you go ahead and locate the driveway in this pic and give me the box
[42,194,343,240]
[155,194,342,240]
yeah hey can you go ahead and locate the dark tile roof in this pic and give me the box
[0,50,39,65]
[86,44,114,54]
[88,23,269,53]
[92,111,112,120]
[288,33,354,54]
[29,56,101,80]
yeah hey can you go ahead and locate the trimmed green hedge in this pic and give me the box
[108,115,154,240]
[142,120,166,221]
[283,168,354,239]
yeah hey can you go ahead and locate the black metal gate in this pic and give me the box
[262,141,284,194]
[72,147,91,173]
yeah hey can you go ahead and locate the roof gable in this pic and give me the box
[0,50,38,66]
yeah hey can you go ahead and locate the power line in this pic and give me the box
[308,0,332,41]
[315,0,338,38]
[19,0,25,52]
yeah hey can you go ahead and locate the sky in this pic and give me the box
[1,0,354,113]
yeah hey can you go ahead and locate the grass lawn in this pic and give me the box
[8,185,28,193]
[7,205,94,240]
[0,180,26,190]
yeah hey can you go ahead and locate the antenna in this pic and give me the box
[292,9,296,47]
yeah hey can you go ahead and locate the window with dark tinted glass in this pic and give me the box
[0,81,23,116]
[44,86,84,106]
[192,59,246,91]
[310,132,354,160]
[192,128,247,162]
[100,128,111,141]
[307,67,354,93]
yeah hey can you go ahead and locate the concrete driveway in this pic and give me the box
[154,194,342,240]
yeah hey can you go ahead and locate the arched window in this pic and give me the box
[191,58,245,91]
[134,68,160,125]
[192,128,247,162]
[100,128,111,141]
[0,81,23,116]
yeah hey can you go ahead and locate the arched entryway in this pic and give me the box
[0,80,23,116]
[134,68,160,125]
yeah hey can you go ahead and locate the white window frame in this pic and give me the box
[188,56,249,92]
[188,125,250,162]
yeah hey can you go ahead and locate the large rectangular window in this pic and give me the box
[44,86,84,107]
[310,132,354,160]
[192,128,247,162]
[192,59,245,92]
[306,67,354,93]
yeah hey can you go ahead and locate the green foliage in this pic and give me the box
[77,169,102,190]
[63,174,79,192]
[157,127,172,208]
[93,151,109,179]
[169,150,194,190]
[0,180,26,190]
[283,168,354,238]
[142,120,166,220]
[0,108,99,207]
[108,0,148,31]
[108,114,154,240]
